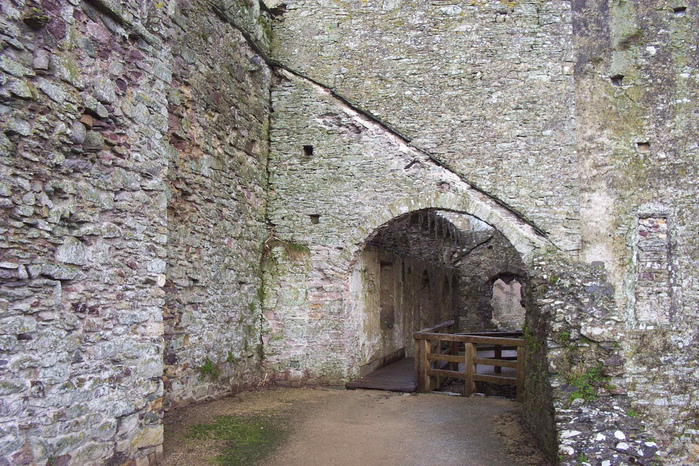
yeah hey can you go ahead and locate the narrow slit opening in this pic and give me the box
[610,75,624,87]
[637,142,651,153]
[303,145,314,156]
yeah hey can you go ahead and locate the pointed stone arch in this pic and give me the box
[344,205,534,379]
[350,192,550,269]
[264,69,555,383]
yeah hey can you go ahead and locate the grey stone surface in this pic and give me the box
[525,257,657,464]
[69,121,86,145]
[54,237,87,266]
[161,0,273,410]
[0,0,183,463]
[265,69,548,386]
[271,0,579,253]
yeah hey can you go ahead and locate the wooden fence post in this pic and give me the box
[463,341,476,397]
[494,345,502,374]
[516,345,525,402]
[414,338,421,392]
[450,341,459,372]
[417,338,431,392]
[433,341,441,389]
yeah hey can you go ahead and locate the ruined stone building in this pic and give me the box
[0,0,697,464]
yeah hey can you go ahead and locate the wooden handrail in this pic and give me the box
[472,357,518,368]
[455,331,523,337]
[427,354,463,363]
[414,332,524,347]
[420,320,455,334]
[414,326,526,401]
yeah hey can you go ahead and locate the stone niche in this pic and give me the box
[634,216,671,323]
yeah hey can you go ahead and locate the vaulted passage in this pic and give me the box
[346,209,528,386]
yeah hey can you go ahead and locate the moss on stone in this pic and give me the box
[186,413,290,465]
[564,362,609,403]
[266,240,310,260]
[199,357,220,381]
[22,7,48,29]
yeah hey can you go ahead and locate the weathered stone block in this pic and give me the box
[6,118,31,136]
[130,425,163,450]
[82,131,104,152]
[55,237,87,266]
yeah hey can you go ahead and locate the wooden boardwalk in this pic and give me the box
[345,350,518,394]
[345,357,417,392]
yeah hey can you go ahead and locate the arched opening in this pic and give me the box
[346,208,528,383]
[490,275,526,332]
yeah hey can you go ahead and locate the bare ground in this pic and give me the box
[163,387,550,466]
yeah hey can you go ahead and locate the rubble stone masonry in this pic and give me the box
[0,0,272,464]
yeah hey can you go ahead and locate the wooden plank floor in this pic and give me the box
[345,357,417,392]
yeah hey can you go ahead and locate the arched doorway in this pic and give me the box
[490,275,527,332]
[346,209,529,381]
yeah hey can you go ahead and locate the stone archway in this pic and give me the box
[262,67,600,462]
[347,192,550,268]
[490,275,527,332]
[344,208,534,381]
[263,66,553,385]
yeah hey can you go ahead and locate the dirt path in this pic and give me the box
[163,388,549,466]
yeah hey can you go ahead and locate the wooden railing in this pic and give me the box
[414,322,525,401]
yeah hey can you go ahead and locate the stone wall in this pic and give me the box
[573,0,699,462]
[265,68,549,383]
[271,0,580,253]
[162,0,272,409]
[351,245,455,372]
[1,0,698,464]
[490,277,527,331]
[267,1,699,462]
[0,1,171,463]
[454,229,528,332]
[525,257,658,465]
[0,0,273,464]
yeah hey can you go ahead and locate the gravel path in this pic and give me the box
[163,388,549,466]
